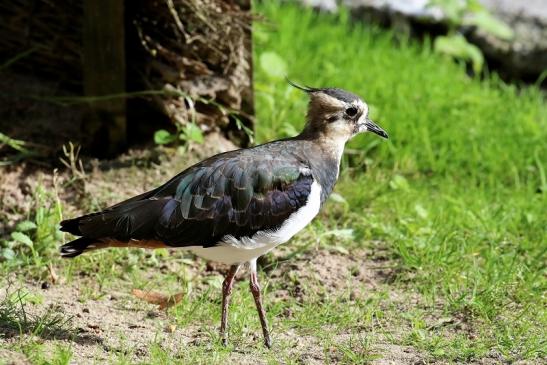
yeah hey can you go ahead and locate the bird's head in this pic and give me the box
[289,80,388,143]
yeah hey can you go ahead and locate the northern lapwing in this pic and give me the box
[59,80,388,348]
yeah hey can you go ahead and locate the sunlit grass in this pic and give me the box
[254,1,546,362]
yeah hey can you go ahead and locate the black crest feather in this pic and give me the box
[285,78,320,93]
[286,78,359,103]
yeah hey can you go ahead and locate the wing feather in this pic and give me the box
[60,149,314,249]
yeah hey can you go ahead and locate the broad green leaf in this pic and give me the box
[259,51,287,79]
[182,123,204,144]
[434,34,484,73]
[11,231,33,247]
[16,220,37,232]
[154,129,176,145]
[465,12,514,40]
[2,248,15,260]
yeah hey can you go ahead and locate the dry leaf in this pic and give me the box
[132,289,184,310]
[48,264,59,284]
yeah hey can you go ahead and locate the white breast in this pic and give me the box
[188,181,322,264]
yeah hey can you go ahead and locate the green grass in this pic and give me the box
[0,285,74,365]
[253,2,546,362]
[1,1,546,363]
[0,286,72,337]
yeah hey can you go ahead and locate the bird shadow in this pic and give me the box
[0,286,102,346]
[93,148,162,172]
[0,320,103,346]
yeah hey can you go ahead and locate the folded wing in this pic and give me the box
[60,151,313,249]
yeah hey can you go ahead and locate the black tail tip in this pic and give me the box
[59,218,81,235]
[60,237,93,258]
[60,246,83,258]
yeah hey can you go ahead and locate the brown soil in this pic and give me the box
[0,250,430,365]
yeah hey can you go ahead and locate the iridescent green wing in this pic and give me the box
[153,153,313,246]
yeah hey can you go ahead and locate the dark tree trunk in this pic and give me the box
[0,0,254,158]
[83,0,127,157]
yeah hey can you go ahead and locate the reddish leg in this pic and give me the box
[220,264,240,346]
[249,259,272,348]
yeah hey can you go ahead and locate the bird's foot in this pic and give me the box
[263,335,272,349]
[220,327,229,347]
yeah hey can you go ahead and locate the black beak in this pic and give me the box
[365,118,388,139]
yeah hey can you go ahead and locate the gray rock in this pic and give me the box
[301,0,547,81]
[479,0,547,21]
[301,0,339,12]
[344,0,444,21]
[470,0,547,79]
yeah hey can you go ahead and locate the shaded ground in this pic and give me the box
[0,72,88,164]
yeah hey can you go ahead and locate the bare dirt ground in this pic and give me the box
[0,249,429,365]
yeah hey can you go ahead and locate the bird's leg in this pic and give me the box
[220,264,240,346]
[249,259,272,348]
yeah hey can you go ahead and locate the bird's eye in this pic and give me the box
[345,107,358,117]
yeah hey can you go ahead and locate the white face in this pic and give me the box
[307,89,388,141]
[318,94,370,141]
[355,100,370,133]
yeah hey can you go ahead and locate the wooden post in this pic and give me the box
[83,0,126,156]
[239,0,254,146]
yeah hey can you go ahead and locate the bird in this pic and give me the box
[59,80,388,348]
